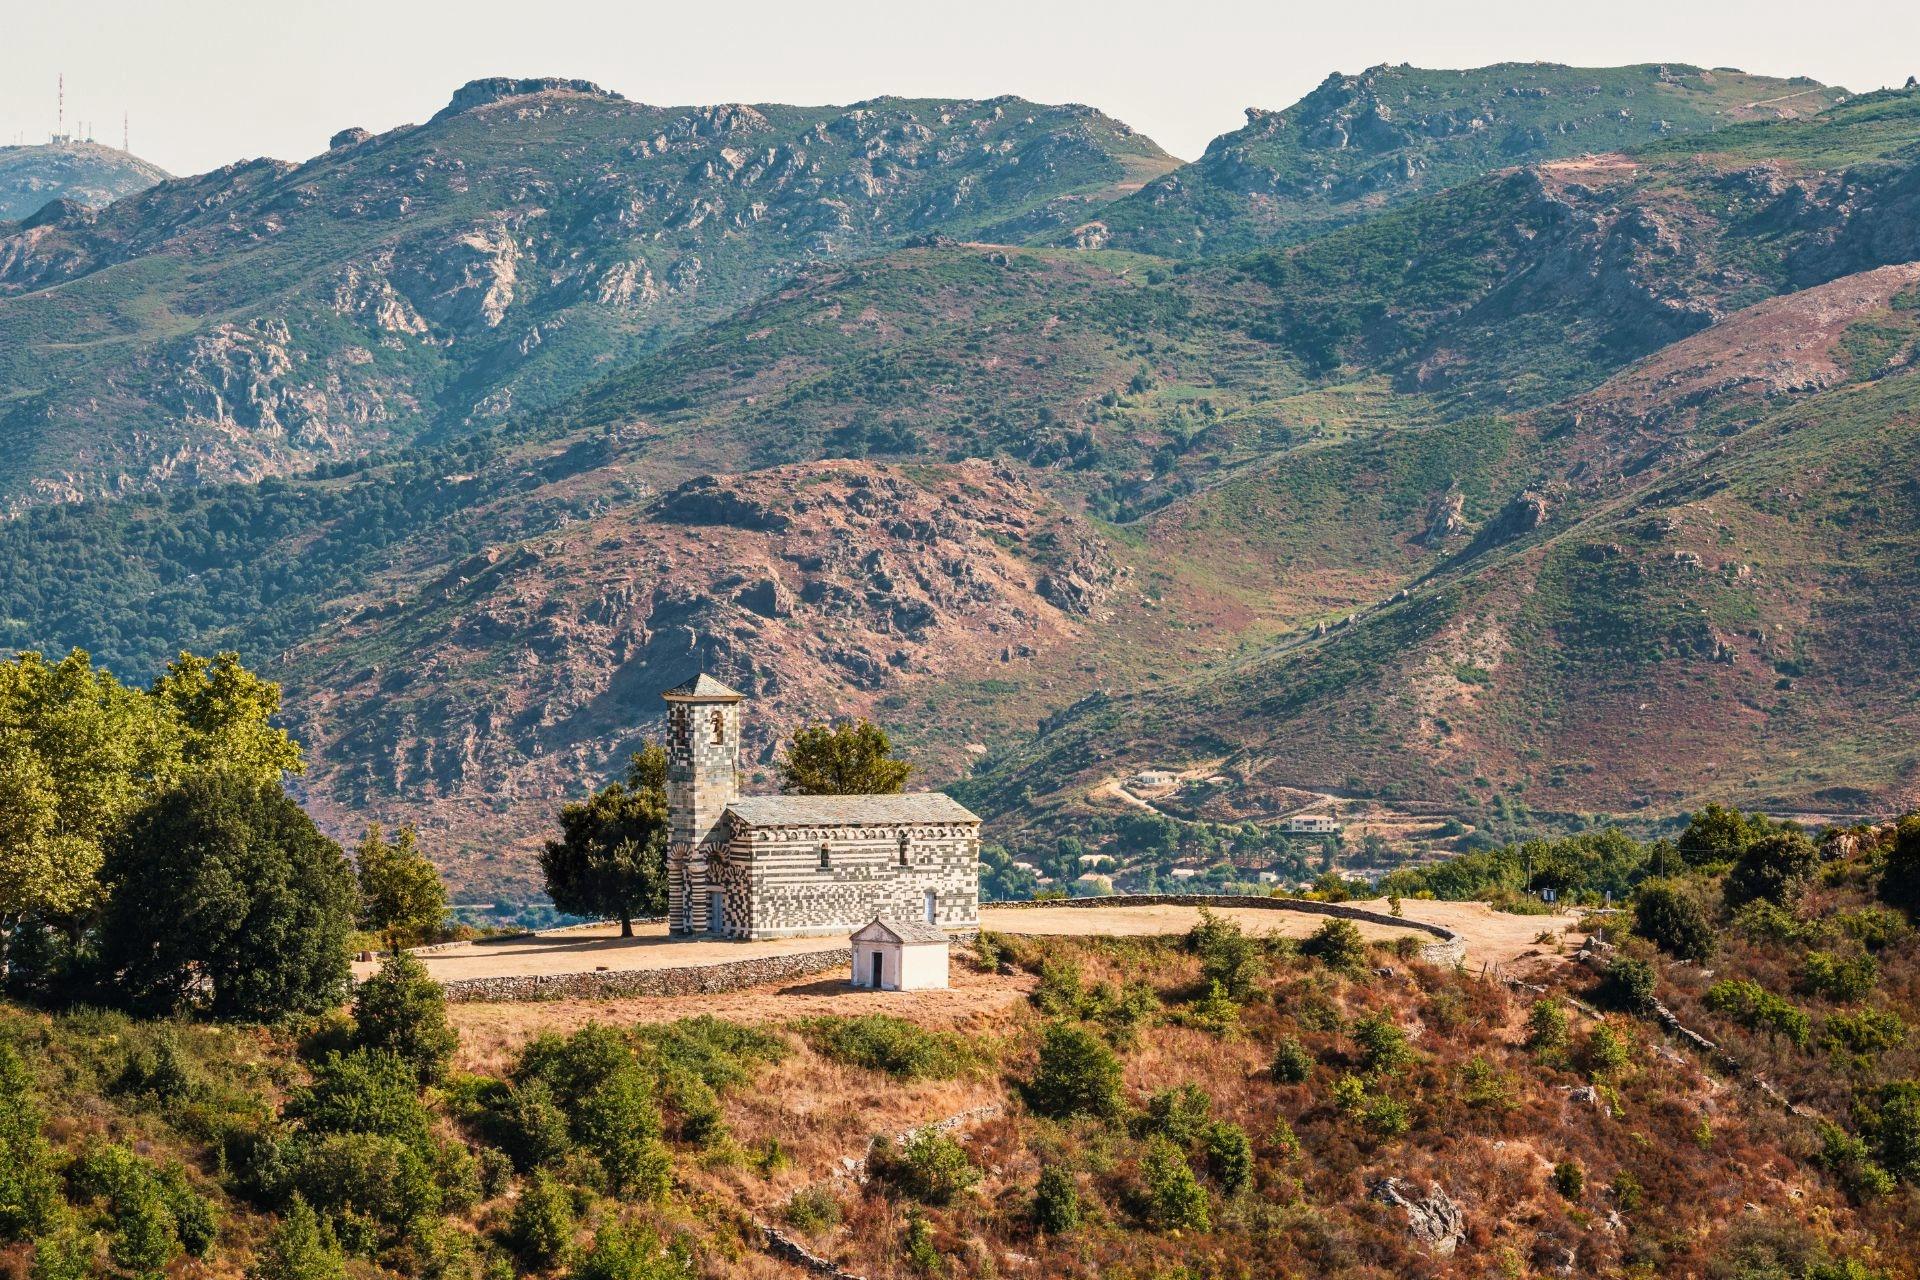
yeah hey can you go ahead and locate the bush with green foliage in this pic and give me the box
[1815,1121,1896,1201]
[0,1044,60,1241]
[1820,1008,1909,1056]
[875,1129,980,1205]
[1633,882,1717,962]
[355,824,447,954]
[96,776,357,1021]
[507,1173,575,1268]
[1705,980,1812,1048]
[570,1222,692,1280]
[1525,998,1571,1054]
[1302,918,1368,972]
[1270,1036,1314,1084]
[246,1198,345,1280]
[1602,957,1658,1013]
[1022,1022,1124,1120]
[1723,830,1819,910]
[1877,815,1920,914]
[351,953,458,1084]
[289,1050,435,1145]
[1863,1080,1920,1184]
[1031,1166,1079,1234]
[798,1014,971,1081]
[1205,1122,1253,1194]
[1801,951,1879,1003]
[1186,908,1263,998]
[1350,1013,1415,1075]
[1551,1160,1585,1199]
[1139,1084,1213,1145]
[490,1080,574,1171]
[1580,1024,1633,1079]
[780,1187,842,1235]
[1138,1138,1209,1232]
[778,721,913,796]
[1677,803,1766,866]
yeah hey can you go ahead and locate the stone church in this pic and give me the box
[663,674,982,940]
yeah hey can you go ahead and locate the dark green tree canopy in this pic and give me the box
[1723,828,1819,910]
[540,743,669,936]
[777,720,912,796]
[1633,881,1717,963]
[96,776,357,1020]
[355,824,447,954]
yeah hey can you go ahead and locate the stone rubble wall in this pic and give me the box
[437,944,849,1003]
[984,893,1467,967]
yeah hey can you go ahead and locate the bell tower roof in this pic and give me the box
[662,673,746,702]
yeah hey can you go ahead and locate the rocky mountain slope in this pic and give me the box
[0,78,1176,507]
[0,140,168,221]
[1072,62,1846,255]
[3,74,1920,896]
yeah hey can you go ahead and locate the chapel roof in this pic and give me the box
[725,792,980,828]
[851,916,950,944]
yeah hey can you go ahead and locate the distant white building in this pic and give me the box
[850,917,950,990]
[1129,769,1180,789]
[1285,813,1343,835]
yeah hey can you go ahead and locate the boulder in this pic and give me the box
[1369,1177,1466,1255]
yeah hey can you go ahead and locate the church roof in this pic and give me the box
[851,916,950,945]
[662,673,746,701]
[726,792,980,828]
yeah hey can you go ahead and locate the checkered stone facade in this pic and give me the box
[663,675,981,941]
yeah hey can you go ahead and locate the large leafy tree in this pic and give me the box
[96,776,357,1020]
[0,648,303,969]
[777,719,913,796]
[540,744,669,937]
[356,824,447,954]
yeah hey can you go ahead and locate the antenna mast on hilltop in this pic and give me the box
[123,111,129,152]
[57,73,64,143]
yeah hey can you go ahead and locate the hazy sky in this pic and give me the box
[4,0,1917,175]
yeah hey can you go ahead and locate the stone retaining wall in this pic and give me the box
[985,893,1466,966]
[438,945,849,1003]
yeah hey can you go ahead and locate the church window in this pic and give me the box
[819,843,831,870]
[898,833,911,866]
[710,709,726,744]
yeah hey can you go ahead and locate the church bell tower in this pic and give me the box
[663,673,745,933]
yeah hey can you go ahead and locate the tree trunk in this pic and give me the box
[620,914,633,938]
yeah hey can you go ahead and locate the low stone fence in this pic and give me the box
[437,945,849,1003]
[985,893,1467,967]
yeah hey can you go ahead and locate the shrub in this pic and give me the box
[1608,1171,1643,1213]
[246,1198,345,1280]
[1602,957,1658,1012]
[29,1224,98,1280]
[1032,1166,1079,1234]
[107,1177,178,1277]
[1187,908,1263,998]
[1205,1122,1253,1194]
[1677,804,1762,866]
[1270,1036,1314,1084]
[114,1030,200,1106]
[1801,951,1879,1003]
[1723,830,1819,909]
[799,1015,971,1081]
[1732,899,1807,943]
[633,1017,788,1095]
[571,1068,670,1200]
[1864,1081,1920,1184]
[508,1173,575,1268]
[1551,1160,1585,1199]
[1138,1138,1210,1232]
[1350,1013,1415,1075]
[1821,1008,1909,1056]
[352,953,458,1084]
[1704,980,1812,1048]
[1815,1122,1896,1200]
[1525,999,1570,1054]
[781,1187,842,1235]
[1363,1096,1411,1138]
[902,1211,940,1274]
[491,1080,573,1171]
[282,1132,441,1229]
[1581,1024,1632,1079]
[1460,1055,1519,1111]
[877,1129,979,1206]
[1139,1084,1213,1145]
[1302,919,1367,972]
[569,1222,691,1280]
[1022,1022,1123,1120]
[1633,882,1716,962]
[0,1044,60,1242]
[288,1050,433,1145]
[1878,815,1920,913]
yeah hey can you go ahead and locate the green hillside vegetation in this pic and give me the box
[7,814,1920,1276]
[1075,62,1847,255]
